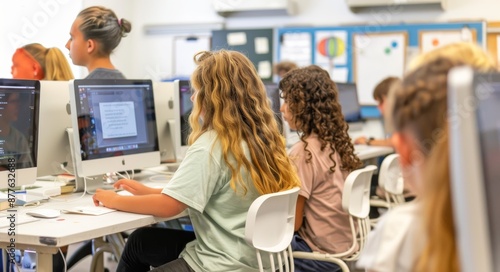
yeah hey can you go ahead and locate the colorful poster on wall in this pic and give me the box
[315,30,348,76]
[279,32,312,67]
[354,32,407,105]
[419,29,476,53]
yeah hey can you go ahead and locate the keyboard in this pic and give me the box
[62,205,116,216]
[354,144,369,153]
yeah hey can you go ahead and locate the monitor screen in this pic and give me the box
[173,79,192,161]
[153,81,176,163]
[0,79,39,189]
[336,83,363,123]
[69,79,160,177]
[36,81,74,177]
[264,82,284,134]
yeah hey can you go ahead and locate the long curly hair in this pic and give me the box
[189,50,300,195]
[279,65,362,173]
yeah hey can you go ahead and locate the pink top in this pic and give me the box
[289,134,353,253]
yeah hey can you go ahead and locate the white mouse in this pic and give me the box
[26,208,61,219]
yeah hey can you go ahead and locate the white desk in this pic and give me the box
[0,174,180,272]
[354,145,394,161]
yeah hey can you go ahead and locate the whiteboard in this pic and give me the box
[173,36,211,77]
[353,32,407,105]
[419,29,477,54]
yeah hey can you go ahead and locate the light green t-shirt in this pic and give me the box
[162,131,264,272]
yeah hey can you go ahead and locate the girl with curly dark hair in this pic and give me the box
[280,65,362,271]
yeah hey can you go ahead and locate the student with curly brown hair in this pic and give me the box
[279,65,362,272]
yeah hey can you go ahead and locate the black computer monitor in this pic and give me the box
[68,79,160,178]
[0,79,39,189]
[336,83,363,123]
[264,82,284,134]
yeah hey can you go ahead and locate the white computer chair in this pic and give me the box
[293,165,377,272]
[245,187,300,272]
[378,154,405,207]
[370,154,405,227]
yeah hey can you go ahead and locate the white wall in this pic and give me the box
[84,0,500,79]
[0,0,83,78]
[2,0,500,79]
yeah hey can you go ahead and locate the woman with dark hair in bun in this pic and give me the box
[66,5,132,79]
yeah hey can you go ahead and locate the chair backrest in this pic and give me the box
[341,165,377,262]
[245,187,300,272]
[378,153,401,191]
[342,165,377,219]
[379,154,405,206]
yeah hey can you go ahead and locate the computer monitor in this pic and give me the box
[264,82,284,134]
[153,81,176,163]
[173,79,192,162]
[36,81,74,177]
[448,66,500,272]
[336,83,363,123]
[68,79,160,178]
[0,79,39,189]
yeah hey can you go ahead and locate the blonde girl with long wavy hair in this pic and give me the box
[93,49,300,272]
[358,42,496,272]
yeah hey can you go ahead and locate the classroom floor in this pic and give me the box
[65,242,365,272]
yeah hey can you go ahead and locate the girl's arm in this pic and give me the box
[294,195,306,231]
[93,189,187,218]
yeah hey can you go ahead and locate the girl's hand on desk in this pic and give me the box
[114,179,159,195]
[93,188,118,208]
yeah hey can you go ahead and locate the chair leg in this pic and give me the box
[91,238,113,272]
[66,240,93,269]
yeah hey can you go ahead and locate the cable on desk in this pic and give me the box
[59,247,67,272]
[59,162,74,177]
[115,171,130,180]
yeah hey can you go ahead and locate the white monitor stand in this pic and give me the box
[66,128,113,193]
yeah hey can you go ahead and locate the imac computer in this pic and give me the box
[153,81,177,163]
[36,81,74,177]
[448,67,500,272]
[173,79,192,162]
[68,79,160,179]
[264,82,284,134]
[336,83,363,123]
[0,79,40,189]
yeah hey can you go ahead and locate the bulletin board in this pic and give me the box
[486,22,500,67]
[419,29,477,54]
[212,28,274,81]
[353,32,407,104]
[277,21,485,106]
